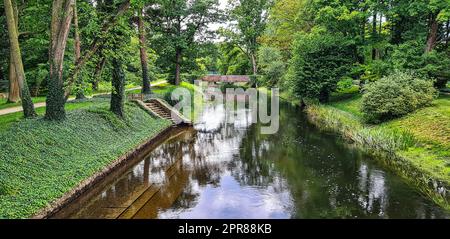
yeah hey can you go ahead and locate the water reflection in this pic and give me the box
[54,101,449,219]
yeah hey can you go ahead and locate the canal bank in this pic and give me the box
[300,96,450,211]
[0,100,173,219]
[33,125,183,219]
[52,100,449,218]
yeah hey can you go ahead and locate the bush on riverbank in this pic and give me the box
[361,72,437,123]
[0,102,171,218]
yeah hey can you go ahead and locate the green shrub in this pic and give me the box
[361,71,437,123]
[287,29,357,102]
[360,60,392,83]
[391,41,450,89]
[336,78,354,92]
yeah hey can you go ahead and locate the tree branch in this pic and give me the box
[64,0,131,99]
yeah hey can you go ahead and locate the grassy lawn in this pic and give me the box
[0,100,96,132]
[0,100,172,218]
[330,95,364,118]
[317,94,450,185]
[0,97,47,110]
[126,81,197,95]
[0,79,165,111]
[91,81,140,95]
[0,82,195,133]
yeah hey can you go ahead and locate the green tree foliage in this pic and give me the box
[257,46,285,86]
[261,0,305,58]
[217,42,251,75]
[391,41,450,88]
[146,0,221,85]
[225,0,272,75]
[361,71,437,123]
[101,0,133,117]
[287,29,357,102]
[252,0,450,110]
[0,0,448,124]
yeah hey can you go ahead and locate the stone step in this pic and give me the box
[144,101,174,123]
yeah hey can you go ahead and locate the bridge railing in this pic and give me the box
[201,75,250,83]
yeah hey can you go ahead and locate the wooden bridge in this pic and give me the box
[201,75,250,83]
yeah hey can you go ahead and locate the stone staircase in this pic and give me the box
[145,100,173,122]
[134,98,192,126]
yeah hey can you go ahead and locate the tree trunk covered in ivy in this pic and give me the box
[4,0,36,117]
[110,58,125,118]
[92,56,105,91]
[46,0,74,120]
[7,0,20,103]
[138,9,151,94]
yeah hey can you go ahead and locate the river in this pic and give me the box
[53,100,449,219]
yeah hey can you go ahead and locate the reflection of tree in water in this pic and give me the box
[67,101,448,219]
[249,103,385,218]
[159,103,276,212]
[233,125,276,187]
[256,103,446,218]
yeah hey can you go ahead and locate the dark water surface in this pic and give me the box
[54,102,449,219]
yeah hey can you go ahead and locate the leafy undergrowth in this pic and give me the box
[311,94,450,185]
[0,101,171,218]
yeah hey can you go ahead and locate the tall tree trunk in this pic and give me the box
[174,49,182,86]
[372,13,378,60]
[446,20,449,48]
[0,66,4,82]
[8,52,20,103]
[138,9,151,94]
[360,6,367,65]
[110,57,125,117]
[46,0,75,120]
[379,13,382,33]
[4,0,36,117]
[250,52,258,75]
[73,2,84,99]
[92,57,105,91]
[7,0,19,103]
[425,13,440,53]
[378,13,382,59]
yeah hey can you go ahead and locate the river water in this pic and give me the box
[54,101,449,219]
